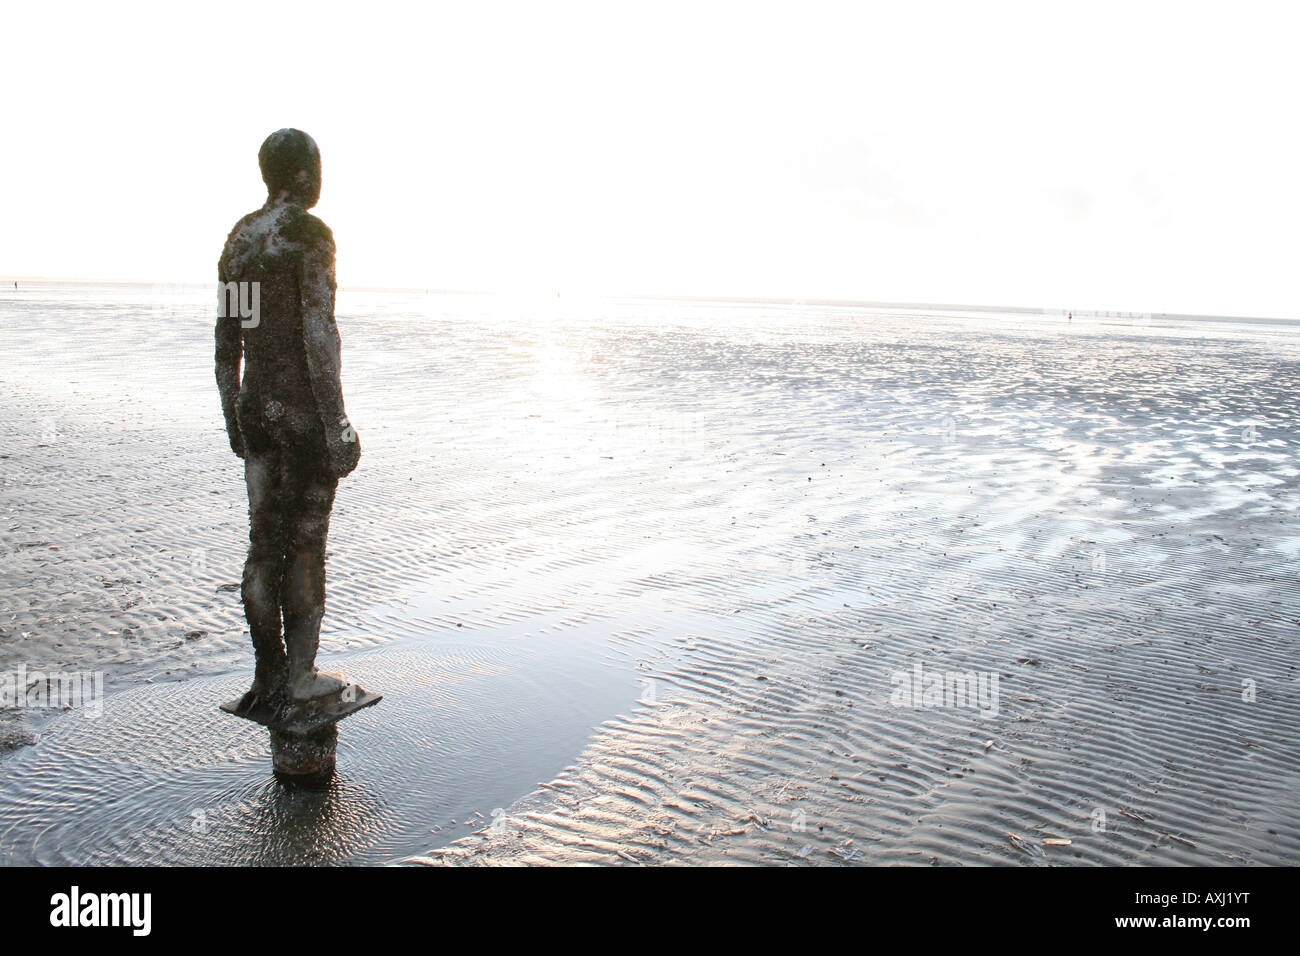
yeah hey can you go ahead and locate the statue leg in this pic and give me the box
[282,459,345,702]
[242,448,288,697]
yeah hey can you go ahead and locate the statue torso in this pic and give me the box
[220,204,332,449]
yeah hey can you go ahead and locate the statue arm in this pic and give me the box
[300,232,360,477]
[215,254,245,459]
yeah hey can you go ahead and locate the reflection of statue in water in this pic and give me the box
[216,129,361,710]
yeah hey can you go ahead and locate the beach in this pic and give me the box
[1,282,1297,865]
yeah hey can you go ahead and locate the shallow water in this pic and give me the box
[0,623,637,865]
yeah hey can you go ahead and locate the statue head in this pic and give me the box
[258,128,321,208]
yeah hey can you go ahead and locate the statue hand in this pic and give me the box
[328,418,360,477]
[228,425,246,460]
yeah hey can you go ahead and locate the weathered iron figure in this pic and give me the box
[216,129,378,783]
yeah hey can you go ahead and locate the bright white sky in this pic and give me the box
[2,0,1298,317]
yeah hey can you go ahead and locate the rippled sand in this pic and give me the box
[1,283,1297,865]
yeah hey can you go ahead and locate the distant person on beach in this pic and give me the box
[216,128,360,706]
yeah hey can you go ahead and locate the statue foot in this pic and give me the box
[250,671,285,698]
[247,661,287,701]
[287,669,349,704]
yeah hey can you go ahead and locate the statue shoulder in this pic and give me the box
[218,210,267,277]
[282,208,335,253]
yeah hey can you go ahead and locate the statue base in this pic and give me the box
[271,724,337,788]
[220,682,382,787]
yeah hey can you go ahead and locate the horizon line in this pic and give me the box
[2,273,1296,325]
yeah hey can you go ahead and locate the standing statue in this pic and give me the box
[216,129,378,784]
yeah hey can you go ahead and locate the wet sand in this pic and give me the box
[1,282,1297,865]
